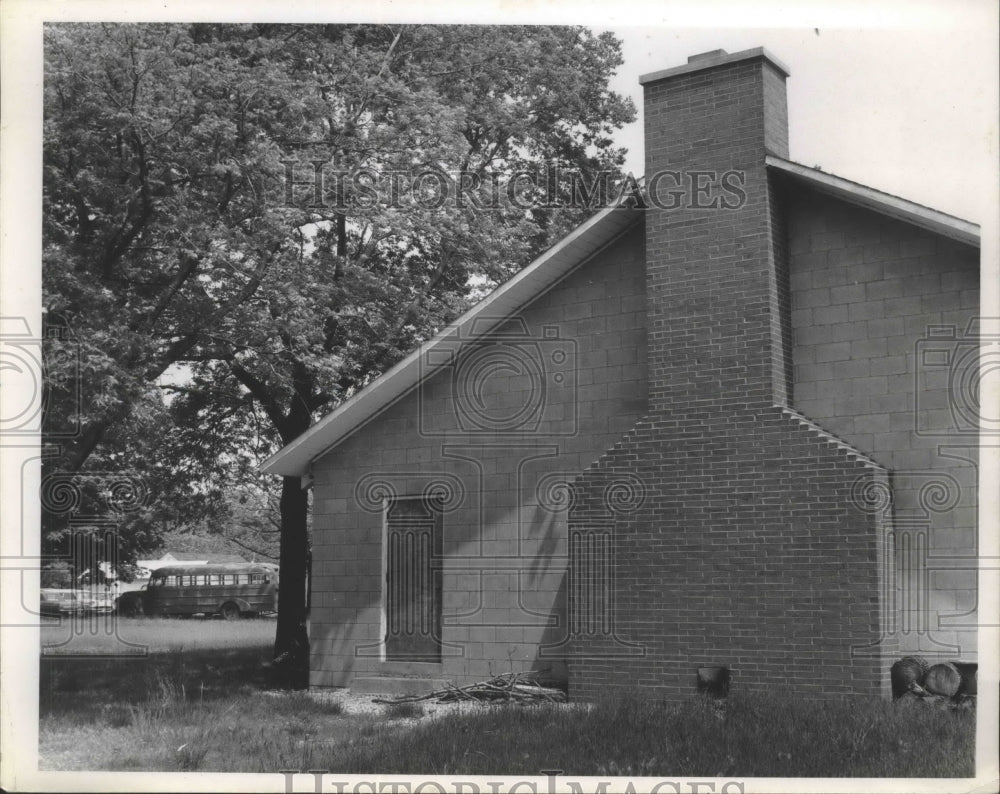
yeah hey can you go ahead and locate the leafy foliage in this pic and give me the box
[43,22,636,675]
[44,23,634,464]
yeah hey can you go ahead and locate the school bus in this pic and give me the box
[117,563,278,619]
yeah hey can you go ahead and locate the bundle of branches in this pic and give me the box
[372,671,567,705]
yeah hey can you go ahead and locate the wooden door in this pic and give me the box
[385,497,442,661]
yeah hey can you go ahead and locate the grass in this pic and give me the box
[41,614,274,656]
[385,701,426,720]
[329,692,975,777]
[41,677,369,772]
[40,620,975,776]
[39,617,369,772]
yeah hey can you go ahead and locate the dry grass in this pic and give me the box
[328,691,974,777]
[40,618,391,772]
[385,701,426,720]
[41,677,372,772]
[39,620,975,776]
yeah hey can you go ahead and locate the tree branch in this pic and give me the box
[135,253,200,334]
[229,362,289,437]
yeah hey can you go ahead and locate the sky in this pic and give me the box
[1,2,997,323]
[3,1,997,228]
[605,21,997,225]
[3,0,996,386]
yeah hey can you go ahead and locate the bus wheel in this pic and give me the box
[220,602,241,621]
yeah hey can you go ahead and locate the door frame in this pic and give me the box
[379,494,444,664]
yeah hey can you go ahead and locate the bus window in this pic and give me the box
[208,574,221,586]
[194,574,207,586]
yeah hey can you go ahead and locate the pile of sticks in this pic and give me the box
[372,671,567,705]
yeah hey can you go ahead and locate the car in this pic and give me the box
[39,590,63,618]
[40,588,85,616]
[81,590,116,614]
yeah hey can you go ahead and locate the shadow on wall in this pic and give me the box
[532,571,569,688]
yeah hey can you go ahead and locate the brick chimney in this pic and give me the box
[641,48,792,411]
[567,49,892,702]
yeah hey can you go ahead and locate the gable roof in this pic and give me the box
[262,163,980,479]
[765,155,980,247]
[261,205,642,477]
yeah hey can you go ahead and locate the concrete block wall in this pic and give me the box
[308,225,648,688]
[305,46,978,701]
[785,186,980,661]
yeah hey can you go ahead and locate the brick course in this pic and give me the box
[567,407,891,701]
[305,48,978,697]
[568,51,893,700]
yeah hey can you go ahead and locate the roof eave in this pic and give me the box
[766,155,980,247]
[261,204,643,478]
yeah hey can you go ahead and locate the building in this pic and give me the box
[135,551,248,579]
[263,48,980,699]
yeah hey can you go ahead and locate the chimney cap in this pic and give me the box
[688,49,728,63]
[639,46,790,85]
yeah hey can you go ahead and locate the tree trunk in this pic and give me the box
[272,474,310,689]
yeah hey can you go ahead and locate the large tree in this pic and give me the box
[42,21,298,591]
[43,22,635,685]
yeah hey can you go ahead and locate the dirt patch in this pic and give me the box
[298,687,553,722]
